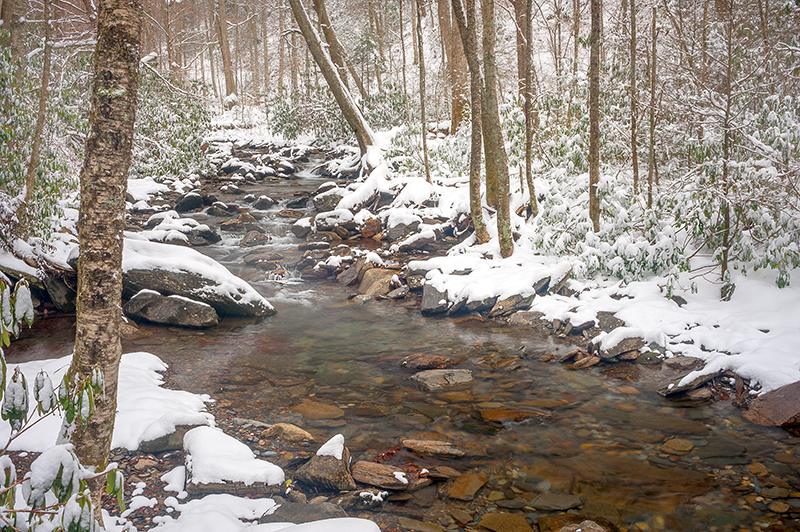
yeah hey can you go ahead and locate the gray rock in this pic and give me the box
[528,492,584,511]
[123,290,219,328]
[532,276,551,294]
[387,286,409,299]
[597,311,624,332]
[294,446,356,492]
[598,336,645,359]
[240,231,271,247]
[139,421,209,453]
[206,202,239,216]
[123,265,274,317]
[175,192,206,213]
[359,268,399,297]
[186,227,222,246]
[466,295,497,313]
[253,196,276,210]
[410,369,473,391]
[488,294,534,317]
[387,219,421,242]
[313,191,344,212]
[421,284,449,314]
[656,370,715,397]
[43,275,76,312]
[259,498,347,524]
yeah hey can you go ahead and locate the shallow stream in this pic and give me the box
[7,154,800,532]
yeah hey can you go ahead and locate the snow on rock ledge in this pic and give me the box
[122,235,275,317]
[184,426,285,493]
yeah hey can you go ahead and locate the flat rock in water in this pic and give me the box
[259,498,346,524]
[410,369,472,391]
[529,492,584,511]
[402,440,466,458]
[479,512,534,532]
[396,516,443,532]
[661,438,694,454]
[123,290,219,328]
[291,401,345,420]
[400,353,462,370]
[446,472,488,501]
[261,423,314,442]
[657,370,715,397]
[421,284,449,314]
[240,230,271,247]
[744,381,800,428]
[351,461,409,490]
[479,406,553,423]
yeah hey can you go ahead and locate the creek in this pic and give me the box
[6,151,800,532]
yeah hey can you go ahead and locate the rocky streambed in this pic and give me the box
[4,136,800,532]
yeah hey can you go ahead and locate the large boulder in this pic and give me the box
[123,289,219,328]
[122,237,275,317]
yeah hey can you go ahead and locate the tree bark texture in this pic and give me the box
[70,0,142,519]
[22,0,52,222]
[524,0,537,216]
[480,0,513,257]
[630,0,639,195]
[646,6,656,208]
[451,0,489,243]
[416,0,431,183]
[588,0,601,232]
[438,0,468,132]
[287,0,376,157]
[216,0,236,98]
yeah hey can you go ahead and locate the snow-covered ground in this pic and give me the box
[2,351,380,532]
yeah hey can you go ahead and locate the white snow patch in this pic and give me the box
[316,434,345,460]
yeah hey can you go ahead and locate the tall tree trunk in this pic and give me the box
[70,0,142,521]
[22,0,52,224]
[0,0,15,48]
[287,0,376,157]
[400,0,410,117]
[481,0,512,257]
[630,0,638,195]
[313,0,348,87]
[646,5,656,208]
[588,0,600,232]
[439,0,467,132]
[451,0,489,243]
[164,0,174,71]
[216,0,236,99]
[511,0,526,100]
[279,0,285,89]
[415,0,431,183]
[524,0,537,216]
[268,9,269,92]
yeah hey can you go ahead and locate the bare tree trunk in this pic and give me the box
[312,0,366,98]
[22,0,52,223]
[216,0,236,99]
[588,0,600,232]
[481,0,512,257]
[415,0,431,183]
[400,0,410,117]
[0,0,15,48]
[646,5,656,208]
[164,0,174,71]
[630,0,639,195]
[439,0,467,132]
[287,0,376,157]
[262,9,269,90]
[524,0,537,216]
[279,0,285,89]
[451,0,489,243]
[70,0,142,521]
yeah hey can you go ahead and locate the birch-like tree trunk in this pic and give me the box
[630,0,639,195]
[588,0,600,232]
[69,0,142,521]
[451,0,489,243]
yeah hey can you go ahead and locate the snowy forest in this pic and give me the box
[1,0,800,530]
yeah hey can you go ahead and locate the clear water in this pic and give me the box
[7,164,800,532]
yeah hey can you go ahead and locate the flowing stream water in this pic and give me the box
[7,153,800,532]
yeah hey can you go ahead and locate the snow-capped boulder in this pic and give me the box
[122,237,275,317]
[293,434,356,492]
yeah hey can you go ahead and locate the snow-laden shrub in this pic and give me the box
[133,71,211,181]
[0,273,126,531]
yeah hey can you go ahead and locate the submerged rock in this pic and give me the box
[123,289,219,328]
[479,512,534,532]
[410,369,472,391]
[261,423,314,442]
[400,353,462,370]
[446,472,488,500]
[401,439,467,458]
